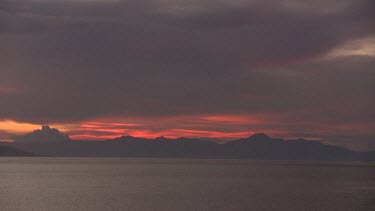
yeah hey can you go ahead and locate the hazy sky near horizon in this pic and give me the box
[0,0,374,150]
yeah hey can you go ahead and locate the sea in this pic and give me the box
[1,158,374,211]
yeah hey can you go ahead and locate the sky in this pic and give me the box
[0,0,374,150]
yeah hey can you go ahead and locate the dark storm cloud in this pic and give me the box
[0,0,374,128]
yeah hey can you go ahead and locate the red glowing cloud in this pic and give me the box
[2,111,374,151]
[61,114,288,141]
[0,86,16,94]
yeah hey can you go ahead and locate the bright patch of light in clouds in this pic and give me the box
[0,120,40,134]
[325,37,375,59]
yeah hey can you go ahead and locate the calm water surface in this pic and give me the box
[1,158,374,211]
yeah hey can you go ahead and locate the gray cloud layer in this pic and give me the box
[0,0,374,147]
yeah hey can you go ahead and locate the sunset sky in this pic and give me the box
[0,0,374,150]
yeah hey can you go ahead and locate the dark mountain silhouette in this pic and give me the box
[0,145,37,157]
[2,126,375,161]
[222,133,360,160]
[13,125,70,143]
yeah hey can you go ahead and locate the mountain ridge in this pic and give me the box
[0,145,37,157]
[1,126,374,161]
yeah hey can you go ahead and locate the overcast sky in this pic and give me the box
[0,0,374,150]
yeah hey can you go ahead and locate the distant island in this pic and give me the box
[1,126,374,161]
[0,145,36,157]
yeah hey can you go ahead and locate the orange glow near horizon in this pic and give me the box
[1,114,374,143]
[0,114,325,141]
[0,120,40,134]
[69,134,123,140]
[63,114,284,140]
